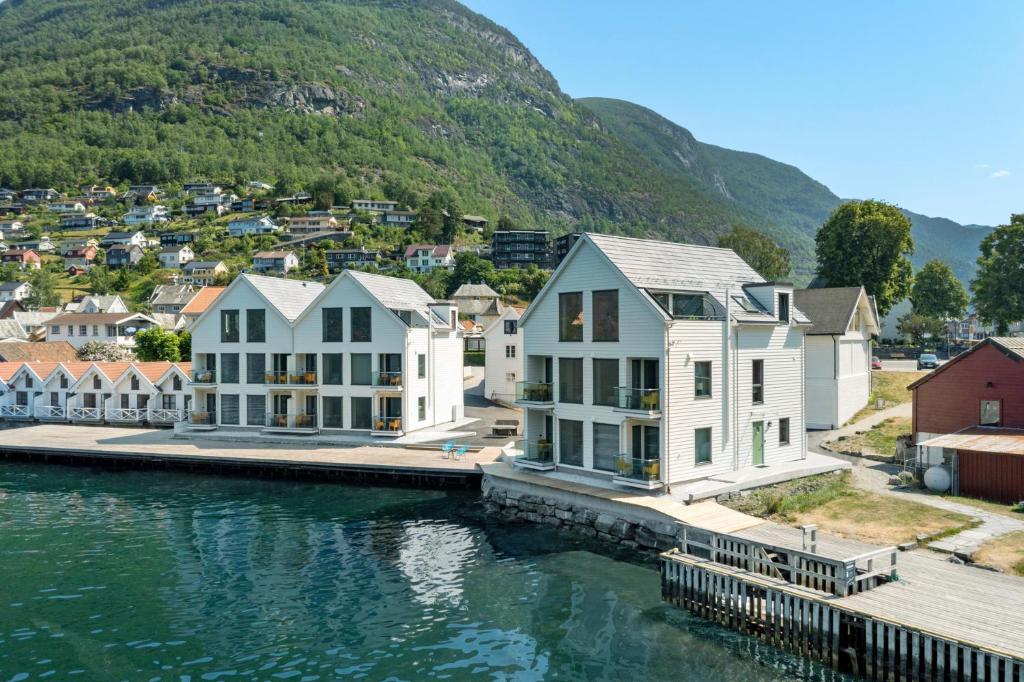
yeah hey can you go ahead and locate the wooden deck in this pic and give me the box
[0,424,501,484]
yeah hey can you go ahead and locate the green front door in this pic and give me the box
[752,421,764,466]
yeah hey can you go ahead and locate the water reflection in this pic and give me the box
[0,463,851,681]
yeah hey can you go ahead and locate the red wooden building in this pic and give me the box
[911,337,1024,503]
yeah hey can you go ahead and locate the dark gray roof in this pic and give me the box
[0,281,28,291]
[793,287,865,335]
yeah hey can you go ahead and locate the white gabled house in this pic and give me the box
[482,305,523,406]
[227,216,280,237]
[794,287,880,429]
[187,271,464,436]
[515,233,810,492]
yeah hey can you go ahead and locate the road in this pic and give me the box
[878,359,946,372]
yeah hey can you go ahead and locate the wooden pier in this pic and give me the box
[0,424,500,487]
[662,550,1024,681]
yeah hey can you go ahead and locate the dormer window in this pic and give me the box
[93,376,101,389]
[778,293,790,323]
[130,376,140,391]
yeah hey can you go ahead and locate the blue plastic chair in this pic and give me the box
[453,446,468,461]
[441,440,455,458]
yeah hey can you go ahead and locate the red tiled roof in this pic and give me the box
[0,340,77,363]
[180,286,225,315]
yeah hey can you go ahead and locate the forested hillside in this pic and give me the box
[0,0,764,247]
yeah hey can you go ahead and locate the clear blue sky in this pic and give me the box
[462,1,1022,227]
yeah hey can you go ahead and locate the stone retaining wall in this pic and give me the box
[482,475,688,552]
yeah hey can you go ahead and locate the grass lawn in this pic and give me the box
[972,532,1024,576]
[848,370,927,424]
[935,494,1024,519]
[826,416,911,461]
[724,471,976,545]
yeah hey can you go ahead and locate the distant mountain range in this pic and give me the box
[0,0,990,286]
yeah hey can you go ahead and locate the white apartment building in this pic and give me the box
[515,233,810,491]
[351,199,398,213]
[404,244,454,273]
[483,306,523,406]
[0,360,191,424]
[45,311,159,349]
[287,214,339,234]
[794,287,879,429]
[187,272,463,435]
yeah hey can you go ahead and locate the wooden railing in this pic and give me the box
[149,408,185,423]
[69,406,101,421]
[0,404,31,418]
[36,405,65,419]
[107,408,145,422]
[677,525,897,597]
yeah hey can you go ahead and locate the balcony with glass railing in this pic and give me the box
[187,411,216,427]
[371,415,403,435]
[512,440,555,471]
[373,371,403,389]
[265,370,291,385]
[612,454,663,489]
[289,370,319,385]
[615,387,661,414]
[264,412,317,432]
[191,369,217,384]
[515,381,554,406]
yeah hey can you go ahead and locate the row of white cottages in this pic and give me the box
[0,361,193,424]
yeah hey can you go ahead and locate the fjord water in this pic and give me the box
[0,464,848,681]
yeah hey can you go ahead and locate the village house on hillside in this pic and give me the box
[150,284,197,315]
[0,281,31,303]
[1,249,41,270]
[106,244,144,270]
[187,271,463,435]
[158,244,195,269]
[101,230,147,249]
[404,244,454,273]
[492,229,554,269]
[252,250,299,275]
[227,216,280,237]
[483,305,523,406]
[451,282,507,328]
[45,311,158,350]
[795,287,880,430]
[123,205,170,226]
[182,260,228,286]
[912,337,1024,503]
[515,232,811,492]
[326,247,380,272]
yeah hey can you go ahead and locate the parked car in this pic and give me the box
[917,353,939,370]
[871,356,882,370]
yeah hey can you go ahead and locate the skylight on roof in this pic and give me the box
[732,296,759,313]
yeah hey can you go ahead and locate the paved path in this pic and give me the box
[809,404,1024,556]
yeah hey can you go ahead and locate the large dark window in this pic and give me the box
[695,428,712,464]
[246,395,265,426]
[592,359,619,406]
[220,309,239,343]
[323,397,344,428]
[322,307,344,342]
[593,423,619,472]
[558,358,583,404]
[752,360,764,404]
[350,353,372,385]
[778,293,790,323]
[695,361,712,398]
[246,353,265,384]
[559,419,584,467]
[592,290,619,342]
[351,307,372,342]
[221,394,239,425]
[246,309,265,342]
[558,292,583,342]
[351,397,372,429]
[323,353,344,385]
[221,353,239,384]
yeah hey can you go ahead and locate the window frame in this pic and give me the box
[220,353,239,384]
[558,357,584,404]
[592,422,620,472]
[592,289,619,342]
[350,307,372,343]
[778,293,790,323]
[979,399,1001,426]
[558,418,584,467]
[417,354,426,379]
[246,308,266,343]
[695,427,712,465]
[322,307,344,343]
[504,319,518,335]
[779,417,791,445]
[592,358,619,407]
[694,361,712,398]
[220,309,239,343]
[558,292,583,342]
[752,359,764,405]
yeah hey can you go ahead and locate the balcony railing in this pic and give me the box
[374,371,403,388]
[36,405,65,419]
[519,440,554,464]
[265,412,317,429]
[0,404,32,418]
[149,408,186,423]
[614,454,661,482]
[616,387,661,412]
[107,407,145,422]
[192,369,216,384]
[69,406,102,421]
[265,370,290,385]
[372,415,403,433]
[515,381,553,404]
[289,371,318,385]
[188,411,215,425]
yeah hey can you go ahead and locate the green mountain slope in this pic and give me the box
[579,97,993,283]
[0,0,761,247]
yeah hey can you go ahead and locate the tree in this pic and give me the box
[133,326,181,361]
[448,252,496,296]
[23,268,61,308]
[176,330,191,359]
[717,225,791,281]
[86,265,113,295]
[304,248,328,278]
[910,260,968,320]
[815,200,914,316]
[76,341,131,362]
[971,214,1024,335]
[896,312,946,346]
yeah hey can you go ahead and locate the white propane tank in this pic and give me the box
[924,465,952,493]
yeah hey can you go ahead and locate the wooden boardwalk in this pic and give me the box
[0,424,501,485]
